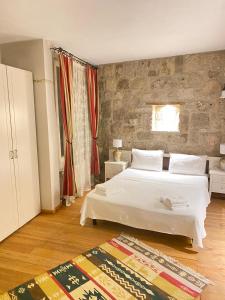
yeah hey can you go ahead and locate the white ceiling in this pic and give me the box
[0,0,225,65]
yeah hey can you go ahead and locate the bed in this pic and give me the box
[80,163,210,248]
[80,149,218,248]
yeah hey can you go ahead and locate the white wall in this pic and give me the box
[0,39,60,211]
[43,40,61,209]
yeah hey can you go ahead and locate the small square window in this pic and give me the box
[152,104,180,132]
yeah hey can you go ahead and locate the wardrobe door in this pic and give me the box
[0,64,18,241]
[7,66,40,227]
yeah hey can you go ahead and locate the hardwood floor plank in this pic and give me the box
[0,196,224,299]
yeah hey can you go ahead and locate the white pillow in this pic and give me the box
[169,153,207,175]
[131,149,164,171]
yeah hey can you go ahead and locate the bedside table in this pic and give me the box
[104,161,128,181]
[209,168,225,196]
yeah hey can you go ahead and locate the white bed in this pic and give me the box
[80,168,210,248]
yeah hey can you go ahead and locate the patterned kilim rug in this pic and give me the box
[0,234,212,300]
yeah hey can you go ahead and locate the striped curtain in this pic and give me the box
[59,53,76,198]
[86,66,100,176]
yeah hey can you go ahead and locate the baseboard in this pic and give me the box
[41,202,62,214]
[212,192,225,199]
[55,202,62,210]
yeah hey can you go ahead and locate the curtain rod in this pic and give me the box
[51,47,97,69]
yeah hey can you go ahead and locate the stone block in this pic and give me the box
[202,80,221,96]
[137,131,152,140]
[175,56,183,73]
[125,112,139,120]
[130,77,145,89]
[115,63,123,77]
[105,78,116,91]
[132,141,147,149]
[177,88,194,100]
[101,101,111,119]
[104,91,116,103]
[183,54,203,73]
[113,109,125,121]
[148,70,157,77]
[191,113,209,129]
[117,78,129,89]
[151,78,167,89]
[103,64,115,77]
[98,79,105,91]
[113,99,123,110]
[159,61,171,75]
[208,70,220,79]
[199,132,221,147]
[179,112,189,133]
[188,131,200,144]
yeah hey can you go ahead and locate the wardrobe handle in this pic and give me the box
[13,149,18,159]
[9,151,14,159]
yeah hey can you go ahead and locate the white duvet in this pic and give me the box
[80,168,210,248]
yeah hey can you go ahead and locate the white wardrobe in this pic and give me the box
[0,64,40,241]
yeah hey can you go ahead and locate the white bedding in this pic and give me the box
[80,168,210,247]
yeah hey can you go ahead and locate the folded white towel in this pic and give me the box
[95,184,106,192]
[95,190,106,196]
[160,197,189,210]
[95,184,107,196]
[95,184,124,197]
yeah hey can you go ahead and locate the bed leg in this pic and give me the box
[187,237,193,247]
[92,219,97,225]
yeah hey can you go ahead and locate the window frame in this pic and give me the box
[151,104,180,132]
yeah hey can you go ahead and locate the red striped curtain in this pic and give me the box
[59,53,76,196]
[86,66,100,176]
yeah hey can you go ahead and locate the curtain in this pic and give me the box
[59,53,76,199]
[72,61,92,196]
[86,66,100,176]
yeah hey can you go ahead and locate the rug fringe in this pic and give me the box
[119,233,214,286]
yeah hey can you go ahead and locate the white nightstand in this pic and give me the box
[104,161,128,181]
[209,168,225,196]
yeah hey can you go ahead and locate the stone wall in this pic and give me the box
[98,50,225,173]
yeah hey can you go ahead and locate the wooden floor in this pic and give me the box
[0,196,225,299]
